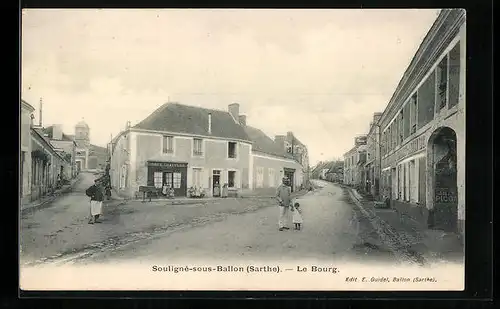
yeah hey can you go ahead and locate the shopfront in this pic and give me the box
[147,161,188,197]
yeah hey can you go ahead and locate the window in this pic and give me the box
[173,172,182,189]
[418,69,436,127]
[437,56,448,110]
[404,163,410,202]
[256,167,264,188]
[411,94,418,134]
[164,172,173,188]
[228,171,236,188]
[399,111,404,144]
[228,142,237,158]
[398,164,403,200]
[163,136,174,154]
[153,172,162,188]
[409,160,418,203]
[193,138,203,156]
[418,157,426,205]
[192,168,202,187]
[448,42,461,108]
[268,168,275,187]
[386,127,390,153]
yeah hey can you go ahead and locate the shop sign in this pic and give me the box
[383,135,427,167]
[147,161,187,168]
[435,187,458,203]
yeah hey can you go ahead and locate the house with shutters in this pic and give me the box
[109,102,306,198]
[109,102,253,198]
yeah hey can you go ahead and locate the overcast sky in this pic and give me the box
[21,9,440,165]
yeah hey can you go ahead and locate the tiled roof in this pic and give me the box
[90,144,108,154]
[244,126,293,159]
[43,126,74,142]
[31,128,64,160]
[133,102,251,141]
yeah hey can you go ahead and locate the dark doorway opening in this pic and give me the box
[212,170,221,197]
[427,127,458,232]
[283,168,295,192]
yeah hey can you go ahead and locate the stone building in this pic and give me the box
[343,135,367,187]
[29,126,71,204]
[244,125,304,195]
[21,99,72,205]
[364,112,383,198]
[274,132,310,187]
[20,100,35,205]
[73,120,108,171]
[109,102,304,198]
[42,125,78,179]
[378,9,466,239]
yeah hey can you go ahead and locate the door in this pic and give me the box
[163,171,186,197]
[284,171,294,192]
[212,171,221,197]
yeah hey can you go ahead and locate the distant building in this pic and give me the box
[29,126,71,204]
[364,112,383,198]
[274,132,310,186]
[343,136,367,187]
[42,125,78,179]
[73,120,108,171]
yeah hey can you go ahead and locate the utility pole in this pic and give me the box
[39,97,43,127]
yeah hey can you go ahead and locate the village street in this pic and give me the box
[20,177,401,266]
[62,180,399,266]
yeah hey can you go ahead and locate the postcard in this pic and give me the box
[20,8,465,291]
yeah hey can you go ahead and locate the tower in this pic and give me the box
[75,119,90,148]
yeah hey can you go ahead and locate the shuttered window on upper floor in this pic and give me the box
[448,42,461,108]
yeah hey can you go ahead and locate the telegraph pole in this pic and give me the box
[39,97,43,127]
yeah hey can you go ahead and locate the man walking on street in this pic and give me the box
[276,177,292,231]
[86,179,104,224]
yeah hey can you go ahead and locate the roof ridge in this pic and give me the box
[169,102,232,115]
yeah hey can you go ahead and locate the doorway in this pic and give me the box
[427,127,458,232]
[283,168,295,192]
[163,171,185,197]
[212,170,221,197]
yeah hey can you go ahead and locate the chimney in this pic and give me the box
[208,113,212,134]
[39,97,43,127]
[126,121,131,130]
[274,135,286,151]
[238,115,246,126]
[52,124,63,140]
[373,112,383,124]
[228,103,239,121]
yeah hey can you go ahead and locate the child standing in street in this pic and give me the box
[292,201,303,230]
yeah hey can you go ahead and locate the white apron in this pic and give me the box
[292,210,303,224]
[90,200,103,216]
